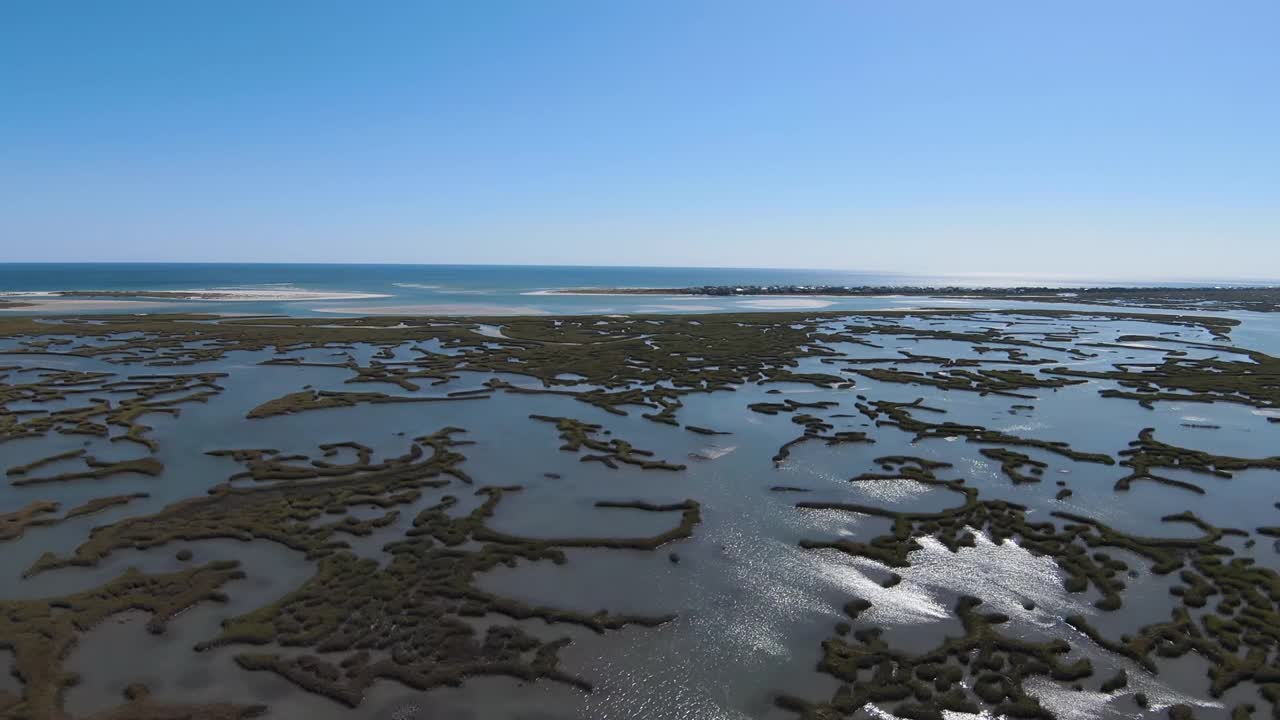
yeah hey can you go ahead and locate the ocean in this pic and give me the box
[0,262,1264,317]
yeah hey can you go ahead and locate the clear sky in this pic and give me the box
[2,1,1277,278]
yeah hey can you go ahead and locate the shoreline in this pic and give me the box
[537,284,1280,296]
[5,284,1280,316]
[535,285,1280,312]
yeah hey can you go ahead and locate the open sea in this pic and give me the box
[0,263,1268,317]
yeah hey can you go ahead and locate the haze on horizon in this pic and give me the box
[2,1,1277,279]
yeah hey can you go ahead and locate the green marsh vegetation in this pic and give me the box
[1,309,1279,718]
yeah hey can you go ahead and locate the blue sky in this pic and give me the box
[2,1,1277,278]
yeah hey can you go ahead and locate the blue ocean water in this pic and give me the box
[0,263,1265,317]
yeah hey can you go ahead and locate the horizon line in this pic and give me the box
[2,260,1279,285]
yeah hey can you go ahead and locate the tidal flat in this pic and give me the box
[1,309,1279,720]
